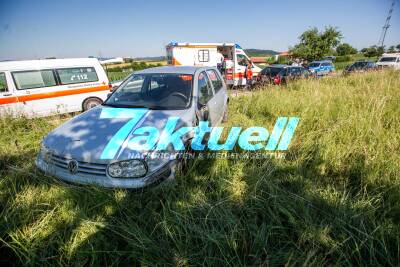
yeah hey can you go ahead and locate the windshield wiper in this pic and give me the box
[102,103,159,109]
[102,103,119,107]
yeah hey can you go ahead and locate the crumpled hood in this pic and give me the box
[43,106,193,163]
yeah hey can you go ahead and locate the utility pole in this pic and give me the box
[378,0,395,48]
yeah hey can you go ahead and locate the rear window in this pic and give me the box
[56,67,98,85]
[12,70,57,90]
[262,67,284,76]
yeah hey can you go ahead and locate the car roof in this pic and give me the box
[267,64,289,68]
[135,66,211,75]
[311,60,332,63]
[0,58,100,71]
[354,60,373,63]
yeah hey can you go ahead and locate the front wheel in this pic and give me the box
[82,97,102,111]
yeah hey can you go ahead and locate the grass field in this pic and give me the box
[107,71,132,82]
[0,70,399,266]
[105,60,168,82]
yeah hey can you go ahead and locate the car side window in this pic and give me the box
[206,69,223,93]
[0,72,8,93]
[56,67,98,85]
[237,54,249,66]
[122,74,145,93]
[198,71,214,105]
[12,70,57,90]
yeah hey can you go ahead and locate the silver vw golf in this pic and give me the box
[36,66,229,188]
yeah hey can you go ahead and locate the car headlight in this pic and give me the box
[107,159,147,178]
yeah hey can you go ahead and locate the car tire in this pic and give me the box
[82,97,102,111]
[176,140,194,176]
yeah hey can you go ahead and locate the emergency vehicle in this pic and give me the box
[166,42,261,86]
[0,58,111,117]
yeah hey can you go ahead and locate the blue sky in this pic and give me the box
[0,0,399,60]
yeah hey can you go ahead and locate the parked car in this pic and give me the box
[376,53,400,70]
[307,60,335,76]
[0,58,111,118]
[257,65,309,85]
[343,60,377,75]
[36,66,229,189]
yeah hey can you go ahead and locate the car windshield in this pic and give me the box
[308,63,320,68]
[104,73,193,109]
[262,67,285,76]
[379,57,397,62]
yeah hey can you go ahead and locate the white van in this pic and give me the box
[376,53,400,70]
[0,58,111,117]
[166,42,261,86]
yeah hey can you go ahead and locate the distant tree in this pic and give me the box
[290,26,342,61]
[336,43,357,56]
[363,47,377,58]
[377,46,385,56]
[362,46,385,58]
[387,45,396,53]
[397,44,400,51]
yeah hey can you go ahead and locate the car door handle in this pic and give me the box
[2,93,12,96]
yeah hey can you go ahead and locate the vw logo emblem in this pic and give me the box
[67,160,78,174]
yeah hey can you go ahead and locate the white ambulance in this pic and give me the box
[0,58,111,117]
[166,42,261,86]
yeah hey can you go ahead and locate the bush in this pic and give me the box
[336,43,357,56]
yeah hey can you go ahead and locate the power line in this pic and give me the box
[378,0,396,48]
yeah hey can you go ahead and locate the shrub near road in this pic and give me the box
[0,71,399,266]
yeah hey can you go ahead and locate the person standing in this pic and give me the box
[216,52,224,73]
[245,62,253,89]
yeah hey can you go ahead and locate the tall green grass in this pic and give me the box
[0,71,399,265]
